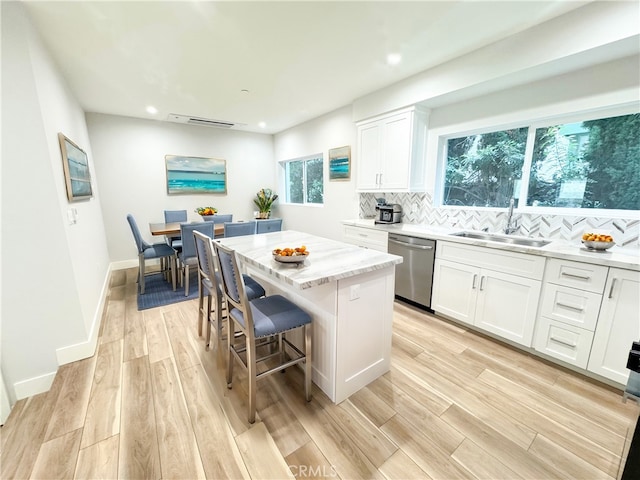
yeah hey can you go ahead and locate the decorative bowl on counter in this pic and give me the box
[581,232,615,251]
[272,246,309,264]
[582,239,615,251]
[273,253,309,263]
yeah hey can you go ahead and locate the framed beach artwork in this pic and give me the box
[58,132,93,202]
[165,155,227,195]
[328,145,351,181]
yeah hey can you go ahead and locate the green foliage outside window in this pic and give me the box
[443,112,639,211]
[284,155,324,205]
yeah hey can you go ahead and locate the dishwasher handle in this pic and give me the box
[388,238,434,250]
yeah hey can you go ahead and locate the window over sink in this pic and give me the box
[440,109,639,213]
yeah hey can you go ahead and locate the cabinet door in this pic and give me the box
[432,259,478,325]
[356,122,382,190]
[379,112,411,190]
[588,268,640,384]
[474,270,542,347]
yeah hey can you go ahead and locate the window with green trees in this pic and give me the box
[283,154,324,205]
[442,112,639,211]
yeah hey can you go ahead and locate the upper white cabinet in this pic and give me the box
[356,106,429,192]
[588,268,640,384]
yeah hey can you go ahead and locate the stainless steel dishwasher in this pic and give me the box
[388,233,436,309]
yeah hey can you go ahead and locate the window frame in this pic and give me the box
[436,103,639,218]
[280,153,324,207]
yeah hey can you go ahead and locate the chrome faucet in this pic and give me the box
[504,198,519,234]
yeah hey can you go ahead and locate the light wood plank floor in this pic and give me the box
[2,267,638,479]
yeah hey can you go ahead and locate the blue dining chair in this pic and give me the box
[193,232,265,350]
[256,218,283,234]
[164,209,187,249]
[202,213,233,224]
[224,220,257,237]
[178,222,214,296]
[213,240,312,424]
[126,214,177,294]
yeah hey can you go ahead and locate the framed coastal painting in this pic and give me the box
[165,155,227,195]
[328,145,351,181]
[58,132,93,202]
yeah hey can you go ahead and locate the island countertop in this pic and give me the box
[217,230,402,290]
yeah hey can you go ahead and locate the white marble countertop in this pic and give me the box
[217,230,403,290]
[343,219,640,272]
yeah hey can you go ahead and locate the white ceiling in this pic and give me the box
[23,1,592,134]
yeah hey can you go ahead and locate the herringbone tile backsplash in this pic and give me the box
[359,193,640,247]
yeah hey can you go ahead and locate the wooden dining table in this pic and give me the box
[149,221,225,238]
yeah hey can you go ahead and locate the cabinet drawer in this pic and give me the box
[545,258,608,293]
[534,317,594,369]
[539,284,602,331]
[343,226,388,252]
[436,241,545,280]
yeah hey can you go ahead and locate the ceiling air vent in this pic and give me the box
[167,113,243,129]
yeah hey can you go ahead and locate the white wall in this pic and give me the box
[274,106,358,241]
[1,2,110,403]
[86,114,275,263]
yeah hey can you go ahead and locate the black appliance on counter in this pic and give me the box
[388,233,436,310]
[621,342,640,479]
[375,203,402,224]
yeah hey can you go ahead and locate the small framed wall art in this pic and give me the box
[165,155,227,195]
[328,145,351,181]
[58,132,93,202]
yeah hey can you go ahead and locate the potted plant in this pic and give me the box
[253,188,278,219]
[195,206,218,220]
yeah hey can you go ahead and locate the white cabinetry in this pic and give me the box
[343,225,388,252]
[356,106,428,192]
[432,242,545,347]
[533,259,607,369]
[588,268,640,384]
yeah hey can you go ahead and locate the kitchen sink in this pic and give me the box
[450,231,552,248]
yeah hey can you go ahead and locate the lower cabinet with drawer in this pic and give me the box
[343,225,388,252]
[534,316,595,369]
[534,258,605,369]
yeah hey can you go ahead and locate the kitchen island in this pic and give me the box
[217,230,402,403]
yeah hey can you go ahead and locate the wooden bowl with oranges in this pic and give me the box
[581,232,615,251]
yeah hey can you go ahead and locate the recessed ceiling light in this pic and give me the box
[258,121,266,129]
[241,89,250,94]
[146,105,158,115]
[386,53,402,66]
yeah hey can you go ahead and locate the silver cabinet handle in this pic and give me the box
[379,173,383,186]
[358,233,369,237]
[472,274,477,289]
[550,336,577,348]
[479,276,485,291]
[561,272,591,281]
[608,278,617,299]
[388,239,433,250]
[556,302,584,312]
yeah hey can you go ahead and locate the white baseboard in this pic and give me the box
[13,371,56,401]
[111,258,138,270]
[11,261,138,402]
[55,266,113,366]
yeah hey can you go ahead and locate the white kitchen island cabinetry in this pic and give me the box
[432,241,545,347]
[588,268,640,385]
[218,230,402,403]
[356,106,428,192]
